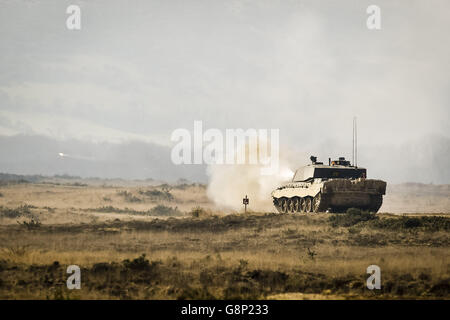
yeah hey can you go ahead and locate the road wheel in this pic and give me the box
[300,198,306,212]
[305,197,312,213]
[293,197,300,212]
[280,198,288,214]
[287,198,295,213]
[300,197,306,213]
[313,193,321,213]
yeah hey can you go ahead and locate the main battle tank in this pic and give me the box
[272,156,386,213]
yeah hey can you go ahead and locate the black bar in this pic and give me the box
[0,300,447,319]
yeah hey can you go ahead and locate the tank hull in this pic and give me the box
[271,178,386,213]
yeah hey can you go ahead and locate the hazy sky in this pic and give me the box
[0,0,449,183]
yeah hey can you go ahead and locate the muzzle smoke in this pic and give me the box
[206,143,302,212]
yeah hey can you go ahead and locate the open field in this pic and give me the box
[0,179,449,299]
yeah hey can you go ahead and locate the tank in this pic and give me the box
[271,156,386,213]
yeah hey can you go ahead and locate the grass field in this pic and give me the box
[0,180,449,299]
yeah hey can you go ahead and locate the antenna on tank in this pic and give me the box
[352,117,358,167]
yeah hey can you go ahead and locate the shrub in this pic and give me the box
[138,189,174,201]
[18,218,41,230]
[370,216,450,232]
[122,254,161,271]
[189,206,210,218]
[91,206,123,213]
[329,208,378,227]
[0,205,33,218]
[88,205,182,216]
[67,182,87,187]
[307,247,317,260]
[429,279,450,296]
[149,205,182,217]
[92,262,116,273]
[123,254,150,270]
[403,217,422,228]
[117,190,141,203]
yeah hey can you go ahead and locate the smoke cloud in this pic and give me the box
[206,142,302,212]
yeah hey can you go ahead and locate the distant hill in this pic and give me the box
[0,134,207,183]
[0,172,169,187]
[0,133,449,186]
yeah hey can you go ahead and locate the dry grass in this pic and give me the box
[0,182,449,299]
[0,183,214,225]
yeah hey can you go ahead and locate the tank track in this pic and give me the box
[273,193,330,214]
[273,193,383,214]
